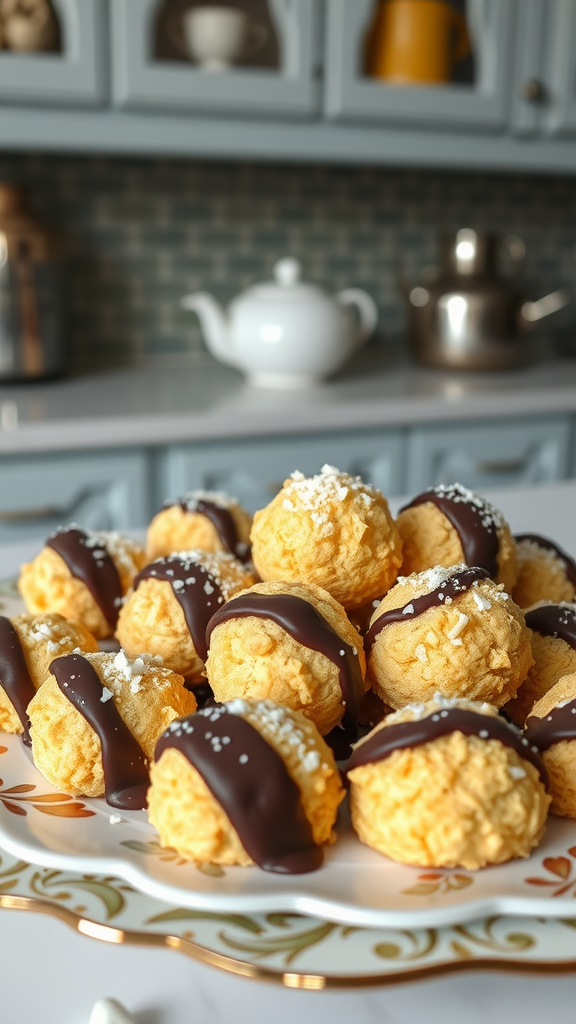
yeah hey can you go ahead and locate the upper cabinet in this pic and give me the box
[324,0,516,132]
[540,0,576,137]
[1,0,576,171]
[0,0,106,107]
[110,0,321,118]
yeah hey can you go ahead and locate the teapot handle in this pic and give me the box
[337,289,378,348]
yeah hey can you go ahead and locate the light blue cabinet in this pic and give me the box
[405,416,571,494]
[540,0,576,137]
[110,0,321,118]
[0,0,107,107]
[0,449,150,543]
[157,429,407,515]
[323,0,516,131]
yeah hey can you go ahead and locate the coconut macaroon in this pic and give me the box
[395,482,517,593]
[0,612,98,737]
[250,465,402,611]
[28,650,196,808]
[19,525,146,640]
[205,580,367,736]
[148,699,345,871]
[366,564,533,710]
[524,673,576,819]
[346,695,550,870]
[116,549,256,683]
[512,534,576,609]
[505,603,576,726]
[147,490,252,562]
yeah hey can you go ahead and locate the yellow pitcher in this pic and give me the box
[365,0,471,84]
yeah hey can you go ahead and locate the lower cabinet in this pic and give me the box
[406,416,571,494]
[0,449,150,544]
[158,429,407,515]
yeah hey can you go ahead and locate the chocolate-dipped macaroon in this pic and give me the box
[205,580,366,737]
[116,549,256,684]
[395,482,517,592]
[19,525,146,640]
[148,699,344,872]
[505,603,576,726]
[366,564,533,710]
[524,672,576,818]
[346,695,550,869]
[147,490,252,563]
[0,612,98,742]
[513,534,576,609]
[28,650,196,808]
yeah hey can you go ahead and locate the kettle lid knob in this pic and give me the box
[274,256,302,287]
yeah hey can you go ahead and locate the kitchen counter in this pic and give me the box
[1,347,576,455]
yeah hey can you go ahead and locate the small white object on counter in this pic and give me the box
[89,998,136,1024]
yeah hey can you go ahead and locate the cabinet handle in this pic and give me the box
[474,459,525,475]
[522,78,546,102]
[0,487,97,523]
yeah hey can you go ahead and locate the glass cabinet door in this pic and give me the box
[0,0,106,107]
[110,0,321,119]
[324,0,516,132]
[540,0,576,137]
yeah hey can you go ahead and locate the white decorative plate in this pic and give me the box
[2,577,576,932]
[2,845,576,986]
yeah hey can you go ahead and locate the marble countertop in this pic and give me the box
[1,347,575,455]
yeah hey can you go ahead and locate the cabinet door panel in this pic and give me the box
[324,0,515,131]
[541,0,576,137]
[0,450,149,543]
[406,417,570,495]
[0,0,106,107]
[111,0,321,118]
[159,431,407,515]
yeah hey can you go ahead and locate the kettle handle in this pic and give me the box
[336,288,378,348]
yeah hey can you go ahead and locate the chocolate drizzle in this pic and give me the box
[524,604,576,652]
[134,554,224,663]
[155,706,322,874]
[346,707,548,785]
[46,527,122,630]
[401,484,501,578]
[515,533,576,589]
[365,566,490,655]
[525,699,576,751]
[0,617,35,745]
[50,653,149,809]
[206,593,365,733]
[169,497,250,561]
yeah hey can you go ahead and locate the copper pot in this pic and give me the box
[0,183,66,382]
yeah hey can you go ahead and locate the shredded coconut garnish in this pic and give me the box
[427,482,504,533]
[280,465,379,537]
[508,766,527,780]
[166,489,238,513]
[447,611,469,646]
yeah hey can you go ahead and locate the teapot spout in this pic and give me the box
[180,292,235,367]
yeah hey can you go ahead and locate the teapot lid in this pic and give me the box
[240,257,328,303]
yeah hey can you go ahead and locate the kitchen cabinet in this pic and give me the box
[0,0,106,107]
[323,0,516,132]
[540,0,576,137]
[0,449,149,544]
[0,0,576,170]
[405,415,571,494]
[110,0,321,119]
[158,429,407,515]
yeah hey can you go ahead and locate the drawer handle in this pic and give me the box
[474,459,525,475]
[0,487,96,524]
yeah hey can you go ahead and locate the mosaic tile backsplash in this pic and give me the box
[0,154,574,371]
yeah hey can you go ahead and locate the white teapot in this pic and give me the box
[181,257,378,389]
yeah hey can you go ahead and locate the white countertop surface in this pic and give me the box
[0,347,575,455]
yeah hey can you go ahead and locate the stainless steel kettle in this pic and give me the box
[0,183,66,382]
[402,228,569,370]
